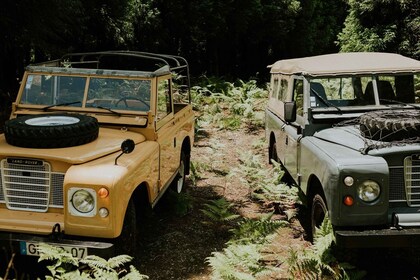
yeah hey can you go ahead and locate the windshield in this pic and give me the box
[309,74,420,108]
[20,74,151,112]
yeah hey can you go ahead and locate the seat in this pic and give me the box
[310,82,327,107]
[364,80,395,104]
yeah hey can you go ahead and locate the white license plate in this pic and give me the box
[20,241,88,259]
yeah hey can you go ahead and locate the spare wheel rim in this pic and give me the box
[25,116,80,126]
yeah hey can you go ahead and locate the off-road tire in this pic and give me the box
[171,150,187,193]
[311,193,328,242]
[268,140,278,164]
[360,110,420,142]
[4,114,99,148]
[115,199,138,256]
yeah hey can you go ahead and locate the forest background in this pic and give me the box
[0,0,419,100]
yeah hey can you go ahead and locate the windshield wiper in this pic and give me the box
[42,101,81,111]
[310,88,342,113]
[92,105,121,116]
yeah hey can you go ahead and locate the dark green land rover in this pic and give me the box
[265,52,420,247]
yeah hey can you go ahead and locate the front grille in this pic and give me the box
[0,159,64,212]
[404,155,420,207]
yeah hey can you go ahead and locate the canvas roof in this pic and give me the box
[269,52,420,77]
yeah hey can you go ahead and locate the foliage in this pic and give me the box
[233,151,300,220]
[37,243,148,279]
[164,189,194,217]
[191,78,268,131]
[207,213,286,279]
[201,198,240,223]
[287,217,366,280]
[229,212,288,245]
[207,243,272,280]
[338,0,420,59]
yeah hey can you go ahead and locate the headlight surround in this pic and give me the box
[357,180,381,202]
[71,189,96,214]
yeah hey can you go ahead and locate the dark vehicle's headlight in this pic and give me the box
[357,180,381,202]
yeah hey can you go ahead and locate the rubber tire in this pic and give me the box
[171,151,187,193]
[310,194,328,242]
[269,141,278,164]
[115,199,138,256]
[4,114,99,148]
[360,110,420,142]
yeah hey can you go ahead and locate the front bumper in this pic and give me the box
[0,232,114,259]
[335,228,420,248]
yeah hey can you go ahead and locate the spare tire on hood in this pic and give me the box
[360,109,420,142]
[4,114,99,148]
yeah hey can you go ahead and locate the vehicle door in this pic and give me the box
[282,78,303,181]
[270,75,289,165]
[156,76,179,191]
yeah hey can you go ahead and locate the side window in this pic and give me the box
[278,79,288,101]
[293,79,304,116]
[157,79,172,120]
[271,77,279,99]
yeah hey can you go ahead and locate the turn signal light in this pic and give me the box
[98,187,109,198]
[343,196,354,206]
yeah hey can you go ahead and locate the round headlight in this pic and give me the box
[71,190,95,213]
[357,180,381,202]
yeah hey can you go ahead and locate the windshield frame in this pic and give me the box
[17,72,153,116]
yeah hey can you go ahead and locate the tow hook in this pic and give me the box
[51,223,63,240]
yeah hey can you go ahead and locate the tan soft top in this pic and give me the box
[269,52,420,77]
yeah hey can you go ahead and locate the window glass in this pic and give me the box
[271,77,279,99]
[278,79,288,101]
[293,79,304,116]
[157,79,172,120]
[86,78,150,111]
[22,75,86,106]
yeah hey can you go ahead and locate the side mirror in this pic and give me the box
[121,139,135,154]
[115,139,135,165]
[284,101,297,123]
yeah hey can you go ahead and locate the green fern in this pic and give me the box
[37,243,148,279]
[287,217,366,280]
[201,197,240,223]
[207,243,272,280]
[229,213,288,245]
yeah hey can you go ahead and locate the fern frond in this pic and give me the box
[120,265,149,280]
[229,216,287,245]
[106,255,133,269]
[79,255,112,272]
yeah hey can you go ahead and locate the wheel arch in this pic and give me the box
[306,174,327,209]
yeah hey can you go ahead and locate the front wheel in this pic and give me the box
[171,151,187,193]
[310,193,328,241]
[114,199,138,256]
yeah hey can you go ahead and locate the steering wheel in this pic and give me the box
[115,96,150,109]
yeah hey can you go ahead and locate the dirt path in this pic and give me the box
[135,125,309,279]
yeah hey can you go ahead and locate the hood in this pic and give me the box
[313,126,366,152]
[0,128,146,164]
[313,126,420,156]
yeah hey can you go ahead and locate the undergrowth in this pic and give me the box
[191,77,268,131]
[37,244,148,279]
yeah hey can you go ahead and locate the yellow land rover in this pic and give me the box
[0,51,194,257]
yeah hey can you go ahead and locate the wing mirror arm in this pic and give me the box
[115,139,135,165]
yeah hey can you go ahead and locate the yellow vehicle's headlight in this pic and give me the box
[357,180,381,202]
[71,189,95,213]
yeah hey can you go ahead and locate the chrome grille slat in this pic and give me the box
[0,159,64,212]
[404,157,420,207]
